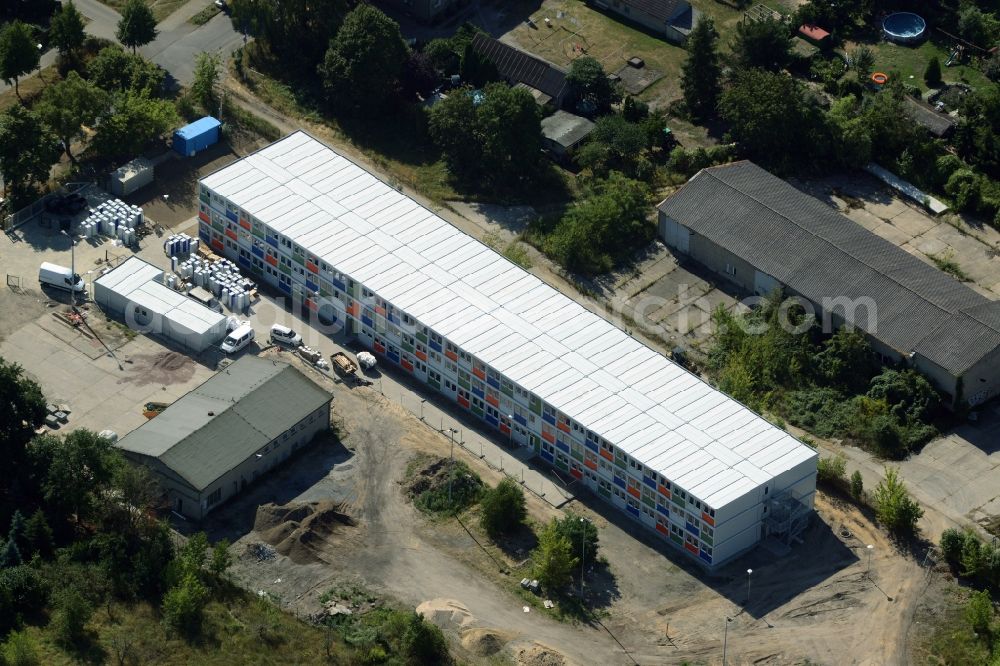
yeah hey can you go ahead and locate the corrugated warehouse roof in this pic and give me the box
[95,257,227,336]
[117,356,331,491]
[613,0,690,23]
[200,132,816,509]
[658,161,1000,375]
[471,34,568,103]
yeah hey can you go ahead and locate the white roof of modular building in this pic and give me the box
[95,257,226,335]
[201,132,817,509]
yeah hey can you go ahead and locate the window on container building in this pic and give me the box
[445,360,457,373]
[460,350,471,363]
[446,341,457,353]
[430,332,442,344]
[280,236,291,248]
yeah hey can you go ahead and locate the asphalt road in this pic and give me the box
[1,0,243,93]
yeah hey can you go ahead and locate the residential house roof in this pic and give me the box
[541,110,596,150]
[903,97,957,137]
[117,356,331,491]
[471,34,567,103]
[658,161,1000,375]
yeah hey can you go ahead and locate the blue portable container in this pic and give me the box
[173,117,222,157]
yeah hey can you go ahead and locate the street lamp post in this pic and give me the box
[746,568,753,606]
[63,230,76,307]
[722,616,732,664]
[447,427,458,505]
[507,414,514,447]
[420,399,426,421]
[579,517,588,598]
[866,544,874,579]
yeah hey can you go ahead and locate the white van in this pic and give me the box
[39,262,85,293]
[220,324,255,354]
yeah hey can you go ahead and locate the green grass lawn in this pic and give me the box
[98,0,188,23]
[861,39,992,93]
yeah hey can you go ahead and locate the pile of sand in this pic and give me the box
[513,642,570,666]
[416,598,476,631]
[253,500,355,564]
[460,627,513,657]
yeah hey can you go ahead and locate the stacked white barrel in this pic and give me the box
[78,199,143,245]
[173,255,255,313]
[163,233,198,259]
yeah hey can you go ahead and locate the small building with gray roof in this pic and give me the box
[541,110,596,161]
[116,356,332,519]
[658,161,1000,407]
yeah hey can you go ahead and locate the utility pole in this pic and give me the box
[723,616,732,664]
[64,230,76,307]
[579,517,589,598]
[447,427,458,505]
[746,568,753,607]
[866,544,874,579]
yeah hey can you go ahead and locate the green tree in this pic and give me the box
[940,527,965,563]
[229,0,350,70]
[0,108,60,202]
[566,56,618,114]
[191,51,221,114]
[459,41,500,88]
[966,588,993,636]
[92,91,179,158]
[849,46,876,80]
[872,467,923,538]
[179,532,209,577]
[544,172,651,274]
[719,67,827,173]
[479,477,526,539]
[401,612,451,665]
[826,95,873,168]
[0,539,21,567]
[816,454,847,485]
[6,510,27,557]
[23,509,53,559]
[50,586,93,647]
[533,519,578,592]
[2,630,40,666]
[87,46,165,95]
[681,17,721,121]
[209,539,231,579]
[574,114,649,179]
[924,55,942,87]
[35,71,109,163]
[162,573,209,637]
[116,0,158,54]
[730,18,791,72]
[429,83,543,192]
[318,4,408,114]
[0,21,40,101]
[550,515,599,563]
[49,0,86,58]
[815,327,879,393]
[866,369,939,423]
[850,470,864,500]
[955,85,1000,180]
[28,430,118,525]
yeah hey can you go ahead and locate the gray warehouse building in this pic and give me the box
[658,161,1000,407]
[116,356,332,519]
[93,256,227,352]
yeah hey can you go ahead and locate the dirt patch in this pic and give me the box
[253,500,356,564]
[460,627,514,657]
[0,289,50,344]
[117,351,197,386]
[416,598,476,631]
[512,642,571,666]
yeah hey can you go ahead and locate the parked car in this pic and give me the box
[38,262,85,293]
[269,324,302,347]
[221,323,255,354]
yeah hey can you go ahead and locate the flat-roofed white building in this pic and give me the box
[198,131,817,568]
[94,256,227,352]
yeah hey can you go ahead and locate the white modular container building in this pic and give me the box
[94,257,227,352]
[198,131,818,568]
[109,157,154,197]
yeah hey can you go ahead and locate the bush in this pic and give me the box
[966,589,993,635]
[550,515,599,562]
[816,454,847,485]
[872,467,923,539]
[532,519,578,593]
[924,56,942,87]
[0,566,49,632]
[50,587,93,647]
[2,630,40,666]
[940,527,966,562]
[850,470,864,500]
[162,573,209,637]
[479,478,526,539]
[401,612,451,665]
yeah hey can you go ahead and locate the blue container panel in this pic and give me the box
[585,440,599,454]
[199,229,211,243]
[486,376,499,389]
[613,476,626,490]
[484,414,498,427]
[626,505,641,519]
[699,551,712,564]
[251,246,264,259]
[265,235,278,248]
[237,255,251,269]
[305,279,319,293]
[513,414,527,427]
[278,282,291,295]
[331,278,346,292]
[685,523,699,536]
[540,450,554,464]
[542,413,555,425]
[556,441,569,454]
[471,386,484,399]
[656,504,670,517]
[642,476,656,489]
[387,351,400,364]
[225,209,237,222]
[429,340,442,353]
[361,315,373,328]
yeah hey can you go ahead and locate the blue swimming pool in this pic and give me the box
[883,12,926,44]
